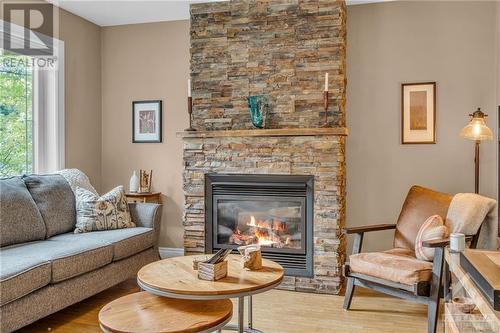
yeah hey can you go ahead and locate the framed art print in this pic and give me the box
[132,100,162,143]
[401,82,436,144]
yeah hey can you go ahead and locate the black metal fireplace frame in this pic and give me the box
[205,173,314,277]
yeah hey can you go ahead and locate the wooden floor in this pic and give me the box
[18,279,443,333]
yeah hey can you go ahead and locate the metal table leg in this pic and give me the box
[238,297,244,333]
[221,296,264,333]
[444,261,451,302]
[248,296,253,329]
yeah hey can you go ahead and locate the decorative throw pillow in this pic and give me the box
[415,215,449,261]
[57,168,98,195]
[74,186,135,233]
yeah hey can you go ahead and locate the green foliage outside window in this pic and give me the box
[0,56,33,177]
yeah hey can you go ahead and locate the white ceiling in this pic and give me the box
[50,0,393,27]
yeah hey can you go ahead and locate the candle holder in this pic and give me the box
[185,96,196,132]
[321,90,329,127]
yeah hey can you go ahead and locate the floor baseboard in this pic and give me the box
[158,247,184,259]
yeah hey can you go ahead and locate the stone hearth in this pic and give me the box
[182,0,347,294]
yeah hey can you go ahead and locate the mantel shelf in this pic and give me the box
[177,127,348,139]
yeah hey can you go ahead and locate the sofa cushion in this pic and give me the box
[23,174,76,238]
[0,244,51,306]
[50,227,154,260]
[0,239,113,285]
[44,240,114,282]
[0,177,46,247]
[349,248,433,286]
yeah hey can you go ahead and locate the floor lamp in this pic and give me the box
[460,108,493,194]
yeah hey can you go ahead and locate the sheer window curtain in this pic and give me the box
[33,41,65,173]
[1,20,65,174]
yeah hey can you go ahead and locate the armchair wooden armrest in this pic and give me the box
[422,236,473,248]
[422,238,450,248]
[344,224,396,235]
[344,224,396,256]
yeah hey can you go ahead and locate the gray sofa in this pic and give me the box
[0,174,162,332]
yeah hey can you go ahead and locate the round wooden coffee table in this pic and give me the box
[137,254,284,333]
[99,291,232,333]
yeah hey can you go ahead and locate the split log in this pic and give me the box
[238,245,262,270]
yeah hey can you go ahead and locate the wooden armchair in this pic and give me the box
[343,186,481,333]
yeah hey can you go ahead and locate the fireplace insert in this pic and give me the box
[205,174,313,277]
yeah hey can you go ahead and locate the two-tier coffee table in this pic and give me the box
[99,292,233,333]
[137,254,284,333]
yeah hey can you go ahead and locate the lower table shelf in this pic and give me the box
[445,303,496,333]
[444,250,500,333]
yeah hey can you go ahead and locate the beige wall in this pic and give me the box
[497,2,500,106]
[346,1,498,253]
[59,9,102,190]
[101,21,190,248]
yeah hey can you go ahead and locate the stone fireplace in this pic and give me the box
[181,0,347,294]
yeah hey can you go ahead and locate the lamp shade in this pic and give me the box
[460,108,493,141]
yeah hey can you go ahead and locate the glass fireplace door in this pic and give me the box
[213,195,306,254]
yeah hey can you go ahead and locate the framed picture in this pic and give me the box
[132,100,162,143]
[401,82,436,144]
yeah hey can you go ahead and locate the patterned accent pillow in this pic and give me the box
[74,186,135,233]
[415,215,449,261]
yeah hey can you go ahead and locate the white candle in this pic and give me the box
[324,73,329,92]
[450,233,466,252]
[188,79,192,97]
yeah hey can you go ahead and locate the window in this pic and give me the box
[1,20,65,176]
[0,56,34,176]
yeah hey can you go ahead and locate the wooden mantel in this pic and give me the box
[177,127,348,139]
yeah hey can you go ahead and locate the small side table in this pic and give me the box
[444,249,500,333]
[125,192,162,204]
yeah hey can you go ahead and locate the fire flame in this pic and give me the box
[246,215,285,247]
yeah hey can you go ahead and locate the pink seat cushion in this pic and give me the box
[349,248,433,286]
[415,215,449,261]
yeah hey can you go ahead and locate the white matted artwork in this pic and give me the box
[401,82,436,144]
[132,100,162,143]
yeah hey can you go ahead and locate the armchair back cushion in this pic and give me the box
[394,186,453,251]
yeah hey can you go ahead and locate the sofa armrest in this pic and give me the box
[129,203,162,248]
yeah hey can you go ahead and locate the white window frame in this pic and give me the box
[0,19,65,174]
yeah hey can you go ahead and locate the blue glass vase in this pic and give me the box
[247,95,269,129]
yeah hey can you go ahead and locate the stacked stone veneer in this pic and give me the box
[183,0,347,294]
[190,0,347,130]
[183,135,346,294]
